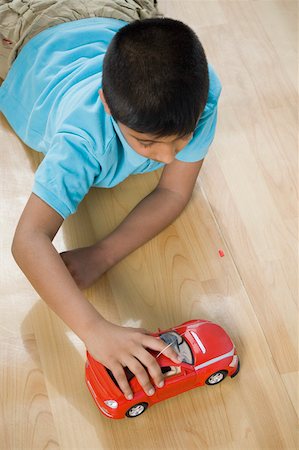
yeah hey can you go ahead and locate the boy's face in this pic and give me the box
[99,89,193,164]
[117,122,193,164]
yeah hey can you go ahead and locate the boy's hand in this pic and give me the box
[84,319,182,400]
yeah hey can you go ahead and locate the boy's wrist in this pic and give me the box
[93,238,118,271]
[79,312,110,345]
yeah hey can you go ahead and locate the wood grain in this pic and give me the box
[0,1,297,449]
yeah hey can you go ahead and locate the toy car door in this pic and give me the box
[156,363,196,401]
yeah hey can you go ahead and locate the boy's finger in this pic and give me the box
[135,348,165,389]
[126,358,156,397]
[159,343,182,362]
[143,336,182,363]
[112,365,133,400]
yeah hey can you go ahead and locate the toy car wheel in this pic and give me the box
[205,370,227,385]
[125,402,148,418]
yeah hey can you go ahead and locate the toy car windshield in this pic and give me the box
[160,331,194,365]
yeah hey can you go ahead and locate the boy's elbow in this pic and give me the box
[11,239,16,261]
[171,189,193,212]
[156,186,192,209]
[11,194,63,265]
[11,227,24,264]
[181,191,193,207]
[11,225,36,263]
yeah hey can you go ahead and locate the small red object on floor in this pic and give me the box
[218,249,225,257]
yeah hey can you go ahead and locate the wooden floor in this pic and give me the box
[0,1,298,449]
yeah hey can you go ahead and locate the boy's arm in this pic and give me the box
[11,194,181,399]
[61,158,204,288]
[93,158,204,270]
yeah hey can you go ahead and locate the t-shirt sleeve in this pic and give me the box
[32,132,100,219]
[176,65,222,163]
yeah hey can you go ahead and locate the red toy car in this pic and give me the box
[85,319,240,419]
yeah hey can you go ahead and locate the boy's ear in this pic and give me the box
[99,89,112,115]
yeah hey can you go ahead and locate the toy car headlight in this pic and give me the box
[229,355,238,368]
[104,400,118,409]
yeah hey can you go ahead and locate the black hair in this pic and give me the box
[102,17,209,139]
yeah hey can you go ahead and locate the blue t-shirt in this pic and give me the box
[0,17,222,219]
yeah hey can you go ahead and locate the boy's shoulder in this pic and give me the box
[207,64,222,106]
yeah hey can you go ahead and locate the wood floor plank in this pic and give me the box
[0,326,59,450]
[252,0,297,90]
[198,0,297,375]
[281,371,299,421]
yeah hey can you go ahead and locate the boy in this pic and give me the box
[0,1,222,402]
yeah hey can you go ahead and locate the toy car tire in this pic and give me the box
[125,402,148,418]
[205,370,228,385]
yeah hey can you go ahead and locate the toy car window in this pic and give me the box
[106,366,135,389]
[160,331,194,365]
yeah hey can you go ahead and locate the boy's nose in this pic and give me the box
[156,148,177,164]
[156,155,175,164]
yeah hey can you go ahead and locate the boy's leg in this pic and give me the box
[0,1,20,80]
[85,0,163,22]
[0,0,163,81]
[0,35,13,80]
[0,0,65,80]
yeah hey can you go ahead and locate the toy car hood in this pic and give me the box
[154,319,235,367]
[183,322,235,366]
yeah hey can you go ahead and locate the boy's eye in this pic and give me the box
[141,142,153,148]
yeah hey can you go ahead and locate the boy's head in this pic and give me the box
[100,18,209,164]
